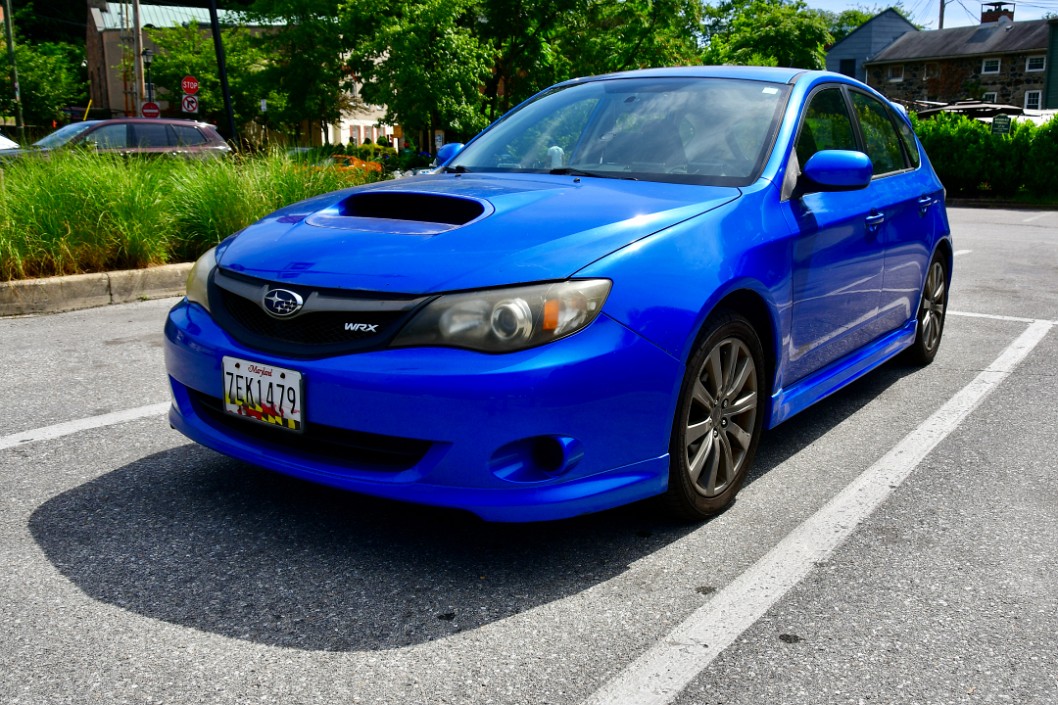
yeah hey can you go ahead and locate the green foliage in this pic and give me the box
[0,152,379,280]
[0,40,87,128]
[702,0,832,70]
[1023,118,1058,198]
[343,0,493,140]
[244,0,355,136]
[146,22,268,132]
[911,112,1058,198]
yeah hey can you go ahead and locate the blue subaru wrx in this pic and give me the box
[165,66,950,522]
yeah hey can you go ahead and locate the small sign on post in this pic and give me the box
[991,114,1012,135]
[181,76,200,95]
[181,94,199,114]
[141,102,160,119]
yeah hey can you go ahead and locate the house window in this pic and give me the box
[839,58,856,77]
[1026,56,1045,72]
[888,64,904,82]
[1025,90,1042,110]
[982,58,1001,74]
[982,92,997,103]
[924,62,939,79]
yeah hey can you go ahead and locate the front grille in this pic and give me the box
[208,269,431,358]
[189,389,432,472]
[221,291,402,346]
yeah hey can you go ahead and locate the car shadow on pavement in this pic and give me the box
[28,359,918,653]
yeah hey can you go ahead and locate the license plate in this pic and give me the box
[222,356,304,432]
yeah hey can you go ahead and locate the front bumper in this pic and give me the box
[164,300,682,521]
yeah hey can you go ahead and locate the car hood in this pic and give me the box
[217,173,740,293]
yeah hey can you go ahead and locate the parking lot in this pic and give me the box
[1,207,1056,705]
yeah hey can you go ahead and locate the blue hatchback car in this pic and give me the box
[165,66,951,522]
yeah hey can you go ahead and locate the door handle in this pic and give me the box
[918,195,933,216]
[865,212,885,232]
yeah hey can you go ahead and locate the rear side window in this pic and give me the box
[132,123,172,148]
[795,87,857,166]
[850,92,906,176]
[173,125,208,146]
[894,116,921,169]
[88,124,128,149]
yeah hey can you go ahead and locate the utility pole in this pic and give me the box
[132,0,144,115]
[2,0,25,142]
[209,0,236,144]
[938,0,946,29]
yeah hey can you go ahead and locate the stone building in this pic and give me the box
[862,6,1055,111]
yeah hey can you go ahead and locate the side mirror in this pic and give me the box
[800,150,873,193]
[435,142,464,166]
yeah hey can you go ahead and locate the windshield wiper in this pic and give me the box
[549,167,634,180]
[443,165,469,173]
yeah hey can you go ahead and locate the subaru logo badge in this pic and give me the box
[262,288,304,318]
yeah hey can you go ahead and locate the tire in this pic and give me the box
[665,310,766,521]
[902,251,949,366]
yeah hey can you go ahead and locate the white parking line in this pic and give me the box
[1022,213,1048,223]
[0,402,170,452]
[583,318,1053,705]
[953,249,972,257]
[949,310,1058,325]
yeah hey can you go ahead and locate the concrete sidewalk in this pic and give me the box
[0,263,192,317]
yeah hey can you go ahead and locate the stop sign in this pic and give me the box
[141,102,160,119]
[181,75,199,95]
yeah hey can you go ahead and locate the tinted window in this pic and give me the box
[894,115,921,169]
[795,87,857,166]
[132,123,172,148]
[850,92,906,176]
[89,124,128,149]
[173,125,208,146]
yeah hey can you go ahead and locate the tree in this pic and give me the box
[246,0,357,140]
[146,22,268,133]
[559,0,703,82]
[0,40,86,128]
[342,0,493,145]
[702,0,833,70]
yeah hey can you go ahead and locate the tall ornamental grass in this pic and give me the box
[0,150,381,281]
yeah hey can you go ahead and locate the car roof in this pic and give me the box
[82,117,216,129]
[557,65,806,86]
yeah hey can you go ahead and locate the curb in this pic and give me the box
[0,263,192,317]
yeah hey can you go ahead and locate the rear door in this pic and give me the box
[846,90,934,335]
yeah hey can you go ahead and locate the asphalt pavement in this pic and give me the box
[0,207,1055,705]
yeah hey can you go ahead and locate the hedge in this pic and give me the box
[911,112,1058,199]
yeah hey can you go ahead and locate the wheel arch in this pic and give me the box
[690,287,780,417]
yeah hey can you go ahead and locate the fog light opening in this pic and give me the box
[532,437,566,474]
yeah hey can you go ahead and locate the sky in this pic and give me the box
[804,0,1057,29]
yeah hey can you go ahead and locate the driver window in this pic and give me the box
[795,88,857,167]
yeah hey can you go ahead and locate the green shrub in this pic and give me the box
[1024,118,1058,198]
[912,112,1058,198]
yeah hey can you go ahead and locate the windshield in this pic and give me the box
[449,77,789,186]
[34,122,99,149]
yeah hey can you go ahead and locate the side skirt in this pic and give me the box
[767,320,917,429]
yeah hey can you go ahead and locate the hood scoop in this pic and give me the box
[305,191,491,236]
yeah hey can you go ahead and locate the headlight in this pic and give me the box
[392,279,611,352]
[185,246,217,312]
